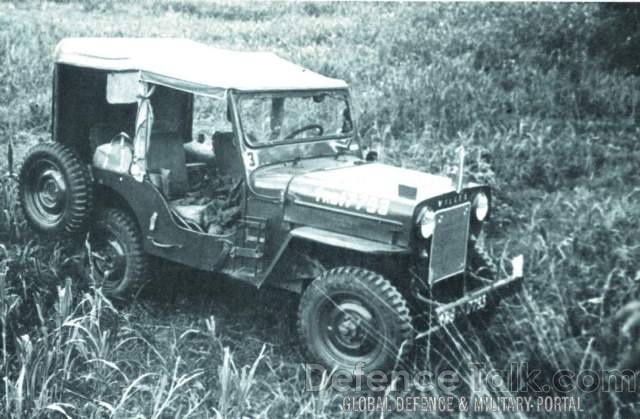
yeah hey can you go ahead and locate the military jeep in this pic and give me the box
[16,38,523,373]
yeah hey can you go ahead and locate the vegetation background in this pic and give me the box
[0,1,639,417]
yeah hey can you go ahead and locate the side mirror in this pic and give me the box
[365,150,378,162]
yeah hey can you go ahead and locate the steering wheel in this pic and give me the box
[284,124,324,140]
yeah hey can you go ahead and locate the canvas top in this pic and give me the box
[55,38,348,96]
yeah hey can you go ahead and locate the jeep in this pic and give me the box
[15,38,523,373]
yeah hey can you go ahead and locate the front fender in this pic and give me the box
[289,226,409,254]
[259,226,409,292]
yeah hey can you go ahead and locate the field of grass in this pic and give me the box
[1,1,640,417]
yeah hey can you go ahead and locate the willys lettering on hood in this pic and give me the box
[285,163,456,219]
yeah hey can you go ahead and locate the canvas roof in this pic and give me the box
[54,38,348,96]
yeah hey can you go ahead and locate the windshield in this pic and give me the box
[237,91,353,146]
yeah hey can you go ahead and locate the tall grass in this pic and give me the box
[1,1,639,417]
[0,235,269,417]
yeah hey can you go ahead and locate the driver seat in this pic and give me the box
[147,132,189,199]
[212,132,243,177]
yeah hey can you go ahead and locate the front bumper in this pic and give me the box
[416,255,524,339]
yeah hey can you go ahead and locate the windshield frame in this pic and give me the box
[233,89,354,149]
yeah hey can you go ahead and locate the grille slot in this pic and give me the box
[429,202,471,284]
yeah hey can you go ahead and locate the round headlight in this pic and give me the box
[473,192,489,221]
[418,207,436,238]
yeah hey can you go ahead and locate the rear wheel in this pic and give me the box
[19,142,93,236]
[298,267,413,374]
[87,208,147,301]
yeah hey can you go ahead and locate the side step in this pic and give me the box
[222,216,267,284]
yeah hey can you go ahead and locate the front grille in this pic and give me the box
[428,202,471,284]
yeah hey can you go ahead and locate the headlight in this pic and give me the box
[473,192,489,221]
[418,207,436,238]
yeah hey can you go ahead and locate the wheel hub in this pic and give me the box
[38,169,66,210]
[327,301,374,351]
[92,237,126,284]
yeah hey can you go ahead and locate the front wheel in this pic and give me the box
[469,240,497,280]
[298,267,413,374]
[86,208,147,301]
[468,241,499,325]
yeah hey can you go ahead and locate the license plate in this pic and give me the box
[436,294,487,325]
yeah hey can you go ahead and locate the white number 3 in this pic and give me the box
[244,151,257,169]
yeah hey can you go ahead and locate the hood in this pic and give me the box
[285,162,455,221]
[289,163,454,201]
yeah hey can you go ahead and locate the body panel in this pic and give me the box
[93,169,230,271]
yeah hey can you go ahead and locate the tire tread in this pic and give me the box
[297,266,413,373]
